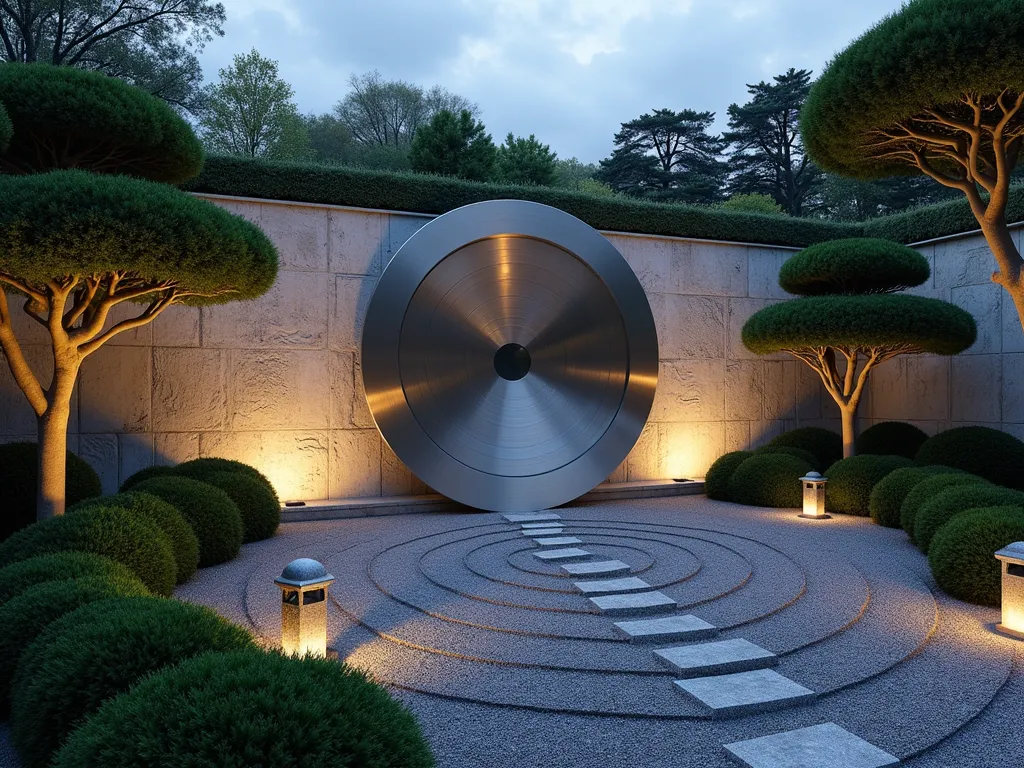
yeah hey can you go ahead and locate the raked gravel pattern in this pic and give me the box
[164,496,1022,767]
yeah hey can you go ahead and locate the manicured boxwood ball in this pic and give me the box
[928,507,1024,606]
[0,552,139,607]
[0,507,175,597]
[767,427,843,469]
[915,426,1024,490]
[119,464,178,493]
[914,485,1024,552]
[131,477,243,567]
[868,466,961,528]
[175,457,276,495]
[705,451,753,501]
[10,596,255,768]
[52,650,436,768]
[824,455,915,516]
[755,445,822,472]
[202,471,280,543]
[0,442,101,542]
[0,576,149,714]
[728,453,813,508]
[900,473,991,536]
[855,421,929,459]
[68,492,200,584]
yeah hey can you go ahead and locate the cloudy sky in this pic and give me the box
[199,0,906,163]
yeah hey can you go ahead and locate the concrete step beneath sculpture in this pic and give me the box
[521,528,564,537]
[723,723,900,768]
[561,560,631,576]
[533,536,583,546]
[613,615,719,643]
[674,669,815,718]
[504,512,561,523]
[533,548,591,562]
[520,522,565,530]
[655,638,777,678]
[589,590,677,616]
[573,577,652,596]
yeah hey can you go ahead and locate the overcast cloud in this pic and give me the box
[198,0,906,163]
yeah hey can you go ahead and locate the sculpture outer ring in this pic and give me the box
[361,200,658,512]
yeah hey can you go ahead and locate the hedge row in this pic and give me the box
[863,184,1024,244]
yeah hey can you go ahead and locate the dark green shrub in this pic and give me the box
[119,465,177,492]
[856,421,929,459]
[928,506,1024,606]
[131,477,243,567]
[900,473,991,535]
[914,485,1024,552]
[175,457,276,495]
[10,596,255,768]
[0,552,139,607]
[915,426,1024,489]
[868,465,962,527]
[0,442,101,541]
[0,104,11,154]
[0,506,175,597]
[864,185,1024,244]
[52,650,436,768]
[728,453,813,508]
[755,445,821,471]
[825,455,915,516]
[767,427,843,469]
[68,492,200,584]
[705,451,753,501]
[0,576,148,714]
[202,472,280,542]
[778,238,930,296]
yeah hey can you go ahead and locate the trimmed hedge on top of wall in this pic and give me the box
[184,156,858,248]
[863,185,1024,244]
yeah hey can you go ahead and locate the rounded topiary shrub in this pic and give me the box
[0,552,139,607]
[767,427,843,469]
[755,445,821,472]
[915,426,1024,490]
[0,575,149,714]
[52,650,436,768]
[10,596,255,768]
[868,466,961,528]
[855,421,929,460]
[728,453,813,508]
[131,477,243,567]
[705,451,753,501]
[0,507,175,596]
[175,457,276,494]
[914,485,1024,553]
[68,492,200,584]
[0,442,101,541]
[928,506,1024,606]
[201,471,280,542]
[118,464,177,493]
[824,455,915,516]
[900,473,991,536]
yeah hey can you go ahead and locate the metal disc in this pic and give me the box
[361,200,658,512]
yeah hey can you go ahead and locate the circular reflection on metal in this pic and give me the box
[361,200,658,512]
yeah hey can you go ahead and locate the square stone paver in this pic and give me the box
[724,723,900,768]
[655,638,777,678]
[614,615,719,643]
[533,536,583,546]
[674,669,815,718]
[533,548,591,562]
[504,512,561,523]
[521,528,564,537]
[573,577,651,595]
[521,522,565,530]
[562,560,631,576]
[589,591,677,616]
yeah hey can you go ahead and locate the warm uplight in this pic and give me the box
[799,472,830,520]
[275,558,335,657]
[995,543,1024,639]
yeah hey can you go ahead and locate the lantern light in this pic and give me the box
[798,472,830,520]
[995,542,1024,639]
[274,558,335,657]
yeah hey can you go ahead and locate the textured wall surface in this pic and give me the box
[1,194,1021,500]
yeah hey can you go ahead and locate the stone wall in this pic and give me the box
[1,194,1020,500]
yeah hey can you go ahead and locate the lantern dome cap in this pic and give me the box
[800,472,825,482]
[275,558,334,588]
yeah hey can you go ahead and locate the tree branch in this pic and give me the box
[0,289,47,416]
[78,292,176,357]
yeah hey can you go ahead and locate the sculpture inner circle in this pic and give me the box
[361,200,658,512]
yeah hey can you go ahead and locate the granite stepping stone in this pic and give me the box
[532,536,582,546]
[504,512,561,523]
[573,577,651,596]
[723,723,900,767]
[589,591,677,616]
[533,548,591,562]
[674,669,815,718]
[561,560,631,576]
[521,522,565,530]
[520,528,564,537]
[614,615,719,643]
[655,638,777,678]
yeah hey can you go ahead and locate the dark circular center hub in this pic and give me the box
[494,343,531,381]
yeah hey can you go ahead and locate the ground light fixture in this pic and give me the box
[799,472,830,520]
[274,558,335,657]
[994,542,1024,639]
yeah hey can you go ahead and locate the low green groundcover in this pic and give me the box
[855,421,929,460]
[928,507,1024,606]
[900,473,991,536]
[914,485,1024,552]
[728,453,813,508]
[868,466,961,528]
[825,455,915,516]
[766,427,843,469]
[0,552,139,607]
[705,451,753,501]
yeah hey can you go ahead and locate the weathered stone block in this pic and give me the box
[381,442,427,496]
[748,249,794,300]
[352,358,376,428]
[626,422,663,481]
[725,421,751,452]
[328,352,355,430]
[606,235,675,295]
[724,723,900,768]
[1003,354,1024,424]
[762,360,799,422]
[676,241,748,297]
[201,430,329,501]
[329,276,376,352]
[661,422,725,480]
[230,350,330,431]
[208,198,262,226]
[329,429,382,498]
[261,204,329,271]
[951,283,1002,354]
[935,237,996,289]
[869,356,950,422]
[951,354,1002,423]
[155,433,200,465]
[726,360,763,421]
[651,360,725,422]
[384,215,430,269]
[728,298,782,361]
[649,294,725,360]
[119,433,154,487]
[78,434,119,494]
[1003,292,1024,354]
[330,209,385,276]
[153,305,200,347]
[79,346,151,434]
[152,349,229,432]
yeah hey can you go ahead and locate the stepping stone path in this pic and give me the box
[614,615,719,643]
[533,547,591,562]
[573,577,651,595]
[521,528,563,536]
[503,512,561,523]
[724,723,900,768]
[589,591,677,616]
[520,521,564,530]
[674,669,816,718]
[655,638,777,678]
[532,536,583,546]
[561,560,631,576]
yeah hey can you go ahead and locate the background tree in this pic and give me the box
[303,113,355,165]
[553,158,615,196]
[496,133,557,186]
[725,68,822,216]
[0,64,277,519]
[595,108,726,203]
[0,0,225,112]
[718,193,784,215]
[801,0,1024,331]
[409,109,496,181]
[743,238,976,457]
[816,174,957,222]
[198,49,306,159]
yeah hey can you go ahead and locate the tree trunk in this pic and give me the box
[840,405,857,459]
[980,218,1024,333]
[36,404,70,520]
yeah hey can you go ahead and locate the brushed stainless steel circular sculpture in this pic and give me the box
[361,200,658,512]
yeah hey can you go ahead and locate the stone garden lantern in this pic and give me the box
[995,542,1024,639]
[275,558,335,657]
[799,472,830,520]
